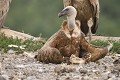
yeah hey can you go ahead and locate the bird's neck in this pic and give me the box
[67,16,76,31]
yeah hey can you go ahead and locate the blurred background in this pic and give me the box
[5,0,120,38]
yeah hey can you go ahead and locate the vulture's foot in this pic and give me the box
[70,54,85,64]
[82,52,92,63]
[86,33,95,42]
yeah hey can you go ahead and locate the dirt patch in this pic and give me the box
[0,52,120,80]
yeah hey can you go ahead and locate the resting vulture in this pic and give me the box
[35,6,112,64]
[63,0,100,40]
[0,0,12,28]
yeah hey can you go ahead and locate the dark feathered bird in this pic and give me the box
[35,6,112,64]
[0,0,11,28]
[63,0,100,40]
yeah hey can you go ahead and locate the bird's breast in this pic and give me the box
[57,37,80,57]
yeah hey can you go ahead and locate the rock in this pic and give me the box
[113,58,120,71]
[7,49,15,54]
[113,58,120,64]
[25,76,39,80]
[23,52,36,58]
[65,77,72,80]
[54,64,76,74]
[0,75,6,80]
[81,76,90,80]
[1,75,9,80]
[115,54,120,57]
[79,69,88,74]
[1,51,120,80]
[0,62,2,72]
[0,28,41,41]
[107,76,117,80]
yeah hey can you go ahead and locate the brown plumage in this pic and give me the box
[35,6,111,64]
[63,0,100,35]
[36,20,111,64]
[0,0,11,28]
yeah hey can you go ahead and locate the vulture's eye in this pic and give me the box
[65,8,69,11]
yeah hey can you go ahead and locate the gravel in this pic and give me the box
[0,52,120,80]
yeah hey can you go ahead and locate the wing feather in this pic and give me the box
[89,0,100,33]
[0,0,11,27]
[63,0,72,7]
[89,0,99,18]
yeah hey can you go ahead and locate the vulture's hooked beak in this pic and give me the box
[58,10,67,18]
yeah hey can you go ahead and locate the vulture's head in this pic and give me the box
[58,6,77,18]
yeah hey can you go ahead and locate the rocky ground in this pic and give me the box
[0,51,120,80]
[0,29,120,80]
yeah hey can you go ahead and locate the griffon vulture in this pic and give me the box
[63,0,100,40]
[0,0,12,28]
[35,6,112,64]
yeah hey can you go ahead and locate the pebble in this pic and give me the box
[79,69,88,74]
[1,53,120,80]
[54,64,76,74]
[0,75,6,80]
[7,49,15,54]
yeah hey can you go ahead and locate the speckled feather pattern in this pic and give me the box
[36,20,109,64]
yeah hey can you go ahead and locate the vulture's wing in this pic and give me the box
[63,0,100,17]
[89,0,100,33]
[63,0,72,7]
[89,0,99,19]
[0,0,11,28]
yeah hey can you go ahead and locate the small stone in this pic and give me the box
[1,75,9,80]
[26,76,38,80]
[54,64,76,74]
[79,69,88,74]
[0,75,6,80]
[113,58,120,64]
[5,65,15,69]
[81,76,90,80]
[56,78,59,80]
[113,58,120,71]
[7,49,15,54]
[0,62,2,72]
[23,52,35,58]
[115,54,120,57]
[65,77,72,80]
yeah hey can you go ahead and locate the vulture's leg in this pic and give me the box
[87,18,93,42]
[88,26,92,41]
[35,47,64,64]
[80,35,112,62]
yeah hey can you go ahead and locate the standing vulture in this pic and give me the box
[0,0,12,28]
[63,0,100,40]
[35,6,112,64]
